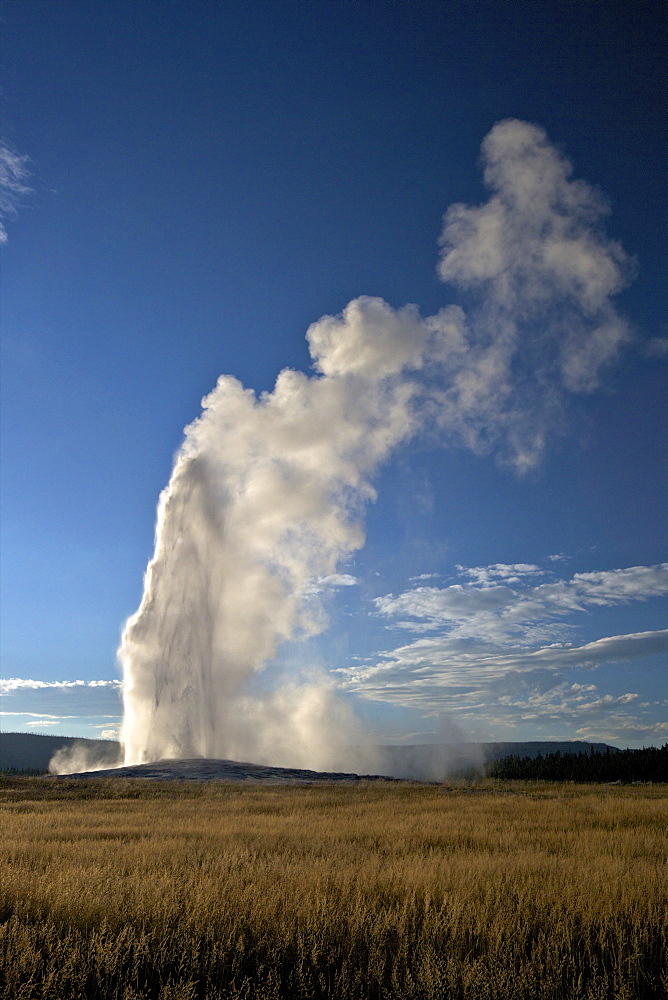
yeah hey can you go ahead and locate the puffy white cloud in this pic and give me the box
[439,120,631,314]
[307,296,428,378]
[432,118,633,469]
[99,728,120,740]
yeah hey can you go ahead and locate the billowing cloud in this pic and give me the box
[120,340,424,765]
[432,119,633,470]
[118,121,642,766]
[307,297,428,378]
[439,121,631,314]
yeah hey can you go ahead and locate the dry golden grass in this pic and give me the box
[0,777,666,999]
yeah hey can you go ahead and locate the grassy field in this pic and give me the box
[1,777,666,1000]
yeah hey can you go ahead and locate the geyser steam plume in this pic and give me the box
[119,121,632,768]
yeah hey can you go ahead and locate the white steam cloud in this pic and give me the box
[435,119,632,470]
[120,302,422,768]
[117,121,633,772]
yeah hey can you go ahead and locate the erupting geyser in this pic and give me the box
[118,121,632,770]
[118,311,428,766]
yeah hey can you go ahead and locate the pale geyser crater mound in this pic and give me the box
[58,758,403,784]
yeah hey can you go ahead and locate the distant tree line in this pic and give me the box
[487,744,668,782]
[0,767,48,776]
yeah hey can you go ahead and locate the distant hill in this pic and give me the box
[1,732,619,776]
[0,732,121,772]
[372,741,619,779]
[465,741,618,761]
[59,758,401,783]
[489,743,667,782]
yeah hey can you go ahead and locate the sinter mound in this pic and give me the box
[56,757,402,783]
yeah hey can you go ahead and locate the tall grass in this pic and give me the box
[1,778,666,999]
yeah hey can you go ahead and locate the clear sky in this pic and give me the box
[1,0,666,750]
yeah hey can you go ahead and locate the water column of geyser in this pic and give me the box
[118,120,633,770]
[119,298,434,766]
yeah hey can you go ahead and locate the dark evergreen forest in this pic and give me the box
[487,744,668,782]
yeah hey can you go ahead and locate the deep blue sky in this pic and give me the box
[1,0,666,748]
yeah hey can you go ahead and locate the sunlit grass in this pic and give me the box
[1,777,666,998]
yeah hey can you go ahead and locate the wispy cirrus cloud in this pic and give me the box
[24,719,69,727]
[455,563,543,586]
[0,711,80,720]
[342,628,668,701]
[644,337,668,359]
[317,574,358,588]
[0,141,30,243]
[373,563,668,644]
[340,562,668,743]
